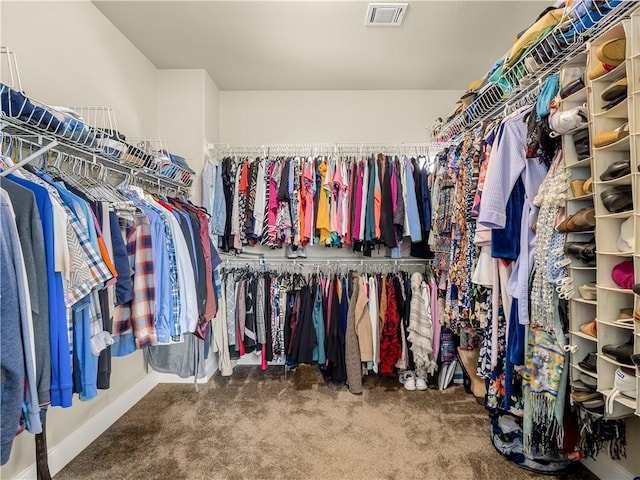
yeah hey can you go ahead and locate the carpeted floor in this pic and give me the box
[55,366,598,480]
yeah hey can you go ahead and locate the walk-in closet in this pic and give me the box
[1,1,640,479]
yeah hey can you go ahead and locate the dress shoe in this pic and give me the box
[601,77,627,101]
[565,207,596,232]
[601,185,632,213]
[564,241,596,264]
[599,160,630,181]
[578,352,598,373]
[573,128,591,159]
[602,335,634,366]
[560,77,585,99]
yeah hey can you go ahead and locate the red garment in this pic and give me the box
[380,277,401,374]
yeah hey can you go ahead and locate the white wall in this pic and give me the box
[0,1,158,478]
[219,90,462,144]
[156,69,220,204]
[1,0,158,138]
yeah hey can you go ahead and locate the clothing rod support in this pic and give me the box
[0,139,58,177]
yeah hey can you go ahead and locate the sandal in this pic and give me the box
[578,283,597,300]
[593,122,629,148]
[579,319,597,338]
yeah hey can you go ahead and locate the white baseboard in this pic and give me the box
[14,372,159,480]
[582,455,637,480]
[156,353,219,384]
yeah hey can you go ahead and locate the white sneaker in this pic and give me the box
[297,246,307,258]
[403,371,416,391]
[286,246,298,259]
[416,377,428,391]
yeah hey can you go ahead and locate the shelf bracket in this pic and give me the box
[0,139,58,177]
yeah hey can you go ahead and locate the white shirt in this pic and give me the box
[151,197,199,337]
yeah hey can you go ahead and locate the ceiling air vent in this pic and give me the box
[365,3,408,27]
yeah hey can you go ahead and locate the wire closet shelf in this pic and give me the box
[431,0,639,143]
[0,119,190,196]
[0,47,194,189]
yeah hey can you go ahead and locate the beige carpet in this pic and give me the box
[55,366,597,480]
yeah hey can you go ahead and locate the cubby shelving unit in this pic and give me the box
[585,18,638,419]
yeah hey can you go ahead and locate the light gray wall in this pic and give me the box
[219,89,462,144]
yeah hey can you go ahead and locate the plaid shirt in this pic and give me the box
[113,216,157,348]
[63,205,113,307]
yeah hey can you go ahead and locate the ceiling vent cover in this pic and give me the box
[365,3,408,26]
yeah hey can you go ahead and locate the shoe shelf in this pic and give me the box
[585,17,639,420]
[571,330,599,342]
[568,192,595,201]
[570,265,598,271]
[572,297,599,305]
[596,250,633,257]
[572,363,598,378]
[594,135,631,152]
[565,16,640,422]
[599,354,635,370]
[593,98,629,119]
[598,319,635,330]
[566,157,592,169]
[597,172,632,186]
[563,87,588,104]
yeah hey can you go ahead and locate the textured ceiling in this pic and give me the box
[94,1,552,91]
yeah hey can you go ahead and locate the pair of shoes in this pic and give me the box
[602,335,634,366]
[601,77,627,110]
[579,319,597,338]
[573,128,590,159]
[564,241,596,264]
[579,352,598,373]
[600,159,630,181]
[578,283,597,300]
[601,185,632,213]
[557,207,595,233]
[401,371,418,390]
[401,371,427,391]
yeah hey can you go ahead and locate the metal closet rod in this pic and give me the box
[209,142,451,153]
[221,256,431,265]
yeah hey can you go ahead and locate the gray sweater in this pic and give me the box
[1,197,28,464]
[0,177,51,405]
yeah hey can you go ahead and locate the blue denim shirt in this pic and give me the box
[404,156,422,242]
[211,161,226,236]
